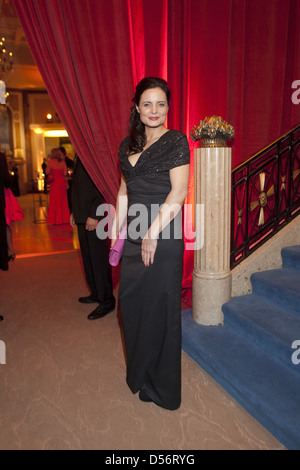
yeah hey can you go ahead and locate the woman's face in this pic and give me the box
[136,87,169,129]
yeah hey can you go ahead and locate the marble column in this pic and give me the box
[192,145,232,325]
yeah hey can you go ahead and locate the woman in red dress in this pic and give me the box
[46,148,70,225]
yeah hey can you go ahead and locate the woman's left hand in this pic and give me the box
[85,217,98,231]
[141,236,157,266]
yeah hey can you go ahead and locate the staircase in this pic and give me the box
[182,245,300,450]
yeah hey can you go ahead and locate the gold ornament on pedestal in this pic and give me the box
[190,115,235,147]
[191,115,234,325]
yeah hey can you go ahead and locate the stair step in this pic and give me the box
[222,294,300,372]
[251,268,300,317]
[181,309,300,450]
[182,246,300,449]
[282,245,300,271]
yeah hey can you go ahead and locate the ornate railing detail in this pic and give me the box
[231,125,300,268]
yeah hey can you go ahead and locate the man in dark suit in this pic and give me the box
[70,155,115,320]
[0,152,13,321]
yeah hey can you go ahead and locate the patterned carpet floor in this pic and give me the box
[0,251,284,450]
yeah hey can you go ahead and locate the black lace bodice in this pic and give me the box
[118,129,190,180]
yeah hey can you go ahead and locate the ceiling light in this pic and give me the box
[44,130,69,137]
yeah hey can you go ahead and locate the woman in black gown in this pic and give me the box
[112,77,190,410]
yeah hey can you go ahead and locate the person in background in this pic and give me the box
[46,148,70,225]
[0,152,13,321]
[10,162,20,197]
[111,77,190,410]
[4,185,24,261]
[70,155,115,320]
[59,146,73,212]
[42,157,48,194]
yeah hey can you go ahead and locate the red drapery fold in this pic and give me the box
[127,0,145,85]
[13,0,300,288]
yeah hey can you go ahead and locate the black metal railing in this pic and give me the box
[231,125,300,269]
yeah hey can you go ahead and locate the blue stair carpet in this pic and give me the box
[182,245,300,450]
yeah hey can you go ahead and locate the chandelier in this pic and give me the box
[0,36,13,82]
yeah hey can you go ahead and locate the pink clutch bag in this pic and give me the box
[109,226,127,266]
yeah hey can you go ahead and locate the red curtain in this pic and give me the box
[13,0,136,205]
[13,0,300,288]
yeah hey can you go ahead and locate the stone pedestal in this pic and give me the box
[192,145,232,325]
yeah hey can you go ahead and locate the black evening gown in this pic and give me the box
[118,129,190,410]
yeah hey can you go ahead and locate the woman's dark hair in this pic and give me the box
[127,77,171,155]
